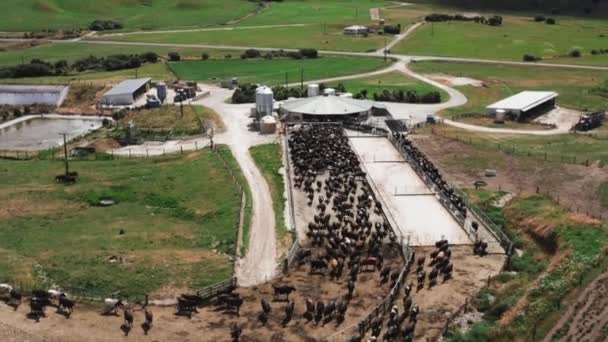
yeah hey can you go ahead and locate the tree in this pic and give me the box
[546,18,556,25]
[201,53,210,60]
[569,49,582,57]
[168,52,181,62]
[140,52,159,63]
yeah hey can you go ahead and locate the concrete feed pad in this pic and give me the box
[350,137,471,246]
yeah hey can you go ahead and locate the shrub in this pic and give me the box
[299,48,319,59]
[287,51,303,59]
[590,50,599,55]
[140,52,159,63]
[421,91,441,103]
[546,18,556,25]
[533,15,546,22]
[168,52,181,61]
[569,49,582,58]
[242,49,261,59]
[523,54,542,62]
[89,20,123,31]
[488,16,503,26]
[201,53,210,60]
[225,54,232,59]
[383,24,402,35]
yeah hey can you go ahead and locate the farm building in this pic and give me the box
[486,91,558,120]
[0,85,69,106]
[101,78,151,106]
[280,95,374,122]
[343,25,368,35]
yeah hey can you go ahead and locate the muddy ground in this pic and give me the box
[544,272,608,342]
[412,133,608,219]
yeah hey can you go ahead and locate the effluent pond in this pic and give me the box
[0,115,105,151]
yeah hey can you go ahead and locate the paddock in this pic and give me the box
[348,135,472,246]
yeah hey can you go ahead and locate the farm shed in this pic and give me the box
[280,95,373,122]
[0,85,69,106]
[486,91,558,120]
[102,78,151,106]
[343,25,368,35]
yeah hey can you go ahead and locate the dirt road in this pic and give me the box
[195,86,279,287]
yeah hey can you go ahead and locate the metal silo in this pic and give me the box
[156,82,167,103]
[256,86,274,117]
[307,84,319,97]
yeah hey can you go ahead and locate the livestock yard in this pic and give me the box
[1,1,608,342]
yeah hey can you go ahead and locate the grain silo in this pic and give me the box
[156,82,167,103]
[256,86,274,117]
[307,84,319,97]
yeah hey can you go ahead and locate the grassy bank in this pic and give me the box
[410,61,608,115]
[427,124,608,165]
[0,0,255,32]
[448,192,608,341]
[250,144,288,246]
[0,147,245,297]
[123,105,224,137]
[169,57,390,85]
[0,62,176,85]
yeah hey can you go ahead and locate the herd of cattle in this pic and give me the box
[0,125,492,341]
[392,132,467,218]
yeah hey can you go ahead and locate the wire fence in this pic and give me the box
[431,126,602,167]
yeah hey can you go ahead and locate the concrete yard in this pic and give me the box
[349,135,472,246]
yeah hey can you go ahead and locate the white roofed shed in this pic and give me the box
[102,78,152,106]
[486,91,558,119]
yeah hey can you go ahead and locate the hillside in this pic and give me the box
[0,0,256,32]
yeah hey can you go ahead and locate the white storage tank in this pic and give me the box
[256,86,274,116]
[494,109,506,123]
[324,88,336,96]
[307,84,319,97]
[156,82,167,103]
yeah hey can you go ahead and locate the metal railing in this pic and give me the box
[195,277,237,301]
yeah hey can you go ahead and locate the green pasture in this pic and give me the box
[396,15,608,64]
[0,147,246,297]
[328,71,447,98]
[98,23,390,52]
[0,0,255,32]
[169,56,390,85]
[410,61,608,115]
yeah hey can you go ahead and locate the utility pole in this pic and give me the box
[180,101,184,118]
[285,72,288,89]
[300,68,304,92]
[60,133,69,175]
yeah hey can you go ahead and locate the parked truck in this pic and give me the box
[573,112,605,132]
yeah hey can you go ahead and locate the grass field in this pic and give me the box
[236,0,390,26]
[410,61,608,115]
[125,105,224,136]
[0,0,256,32]
[99,23,390,52]
[428,124,608,165]
[0,148,245,297]
[169,57,390,85]
[0,42,243,66]
[250,144,288,245]
[327,71,447,99]
[396,15,608,65]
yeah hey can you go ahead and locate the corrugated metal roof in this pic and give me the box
[103,78,151,97]
[487,91,558,112]
[281,96,373,116]
[0,85,66,93]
